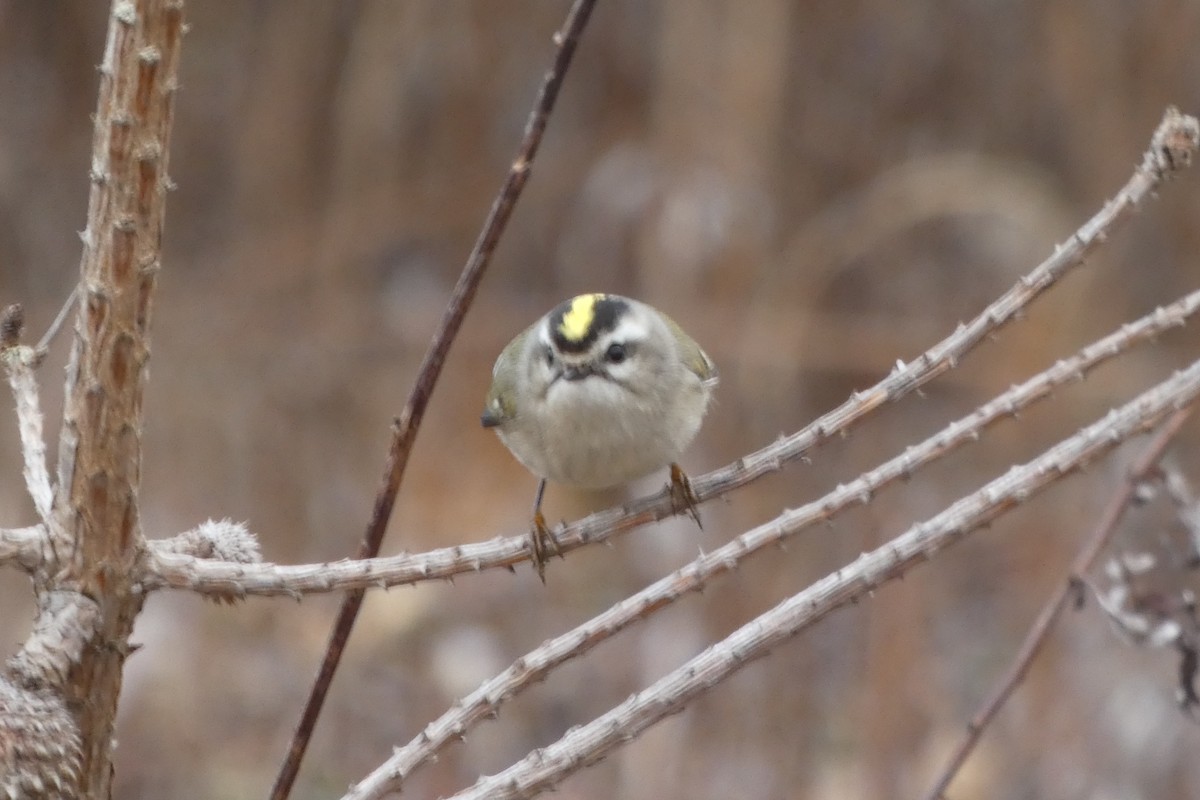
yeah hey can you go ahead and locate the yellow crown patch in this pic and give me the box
[558,293,605,342]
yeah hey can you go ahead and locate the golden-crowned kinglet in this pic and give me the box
[482,293,718,578]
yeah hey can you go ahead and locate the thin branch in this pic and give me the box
[2,337,53,525]
[34,286,79,360]
[339,285,1200,797]
[921,407,1194,800]
[436,360,1200,800]
[268,1,600,797]
[145,281,1200,597]
[0,313,50,571]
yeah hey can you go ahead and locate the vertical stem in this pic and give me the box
[55,1,184,795]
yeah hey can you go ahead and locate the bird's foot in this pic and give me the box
[529,510,563,583]
[669,463,703,528]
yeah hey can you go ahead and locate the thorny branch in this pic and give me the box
[436,358,1200,800]
[342,284,1200,797]
[54,1,183,794]
[922,408,1194,800]
[1,309,53,524]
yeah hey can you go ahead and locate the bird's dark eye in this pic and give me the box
[605,343,627,364]
[543,347,556,367]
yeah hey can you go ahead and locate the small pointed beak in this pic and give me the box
[561,364,595,382]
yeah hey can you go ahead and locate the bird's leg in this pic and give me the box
[669,463,703,528]
[529,478,562,582]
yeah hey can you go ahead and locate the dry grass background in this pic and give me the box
[2,2,1200,798]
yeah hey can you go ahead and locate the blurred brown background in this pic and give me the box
[2,2,1200,798]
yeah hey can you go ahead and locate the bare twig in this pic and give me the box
[0,307,53,573]
[2,320,53,524]
[34,286,79,360]
[338,286,1200,797]
[145,281,1200,597]
[435,361,1200,800]
[4,348,54,524]
[268,2,600,797]
[921,407,1193,800]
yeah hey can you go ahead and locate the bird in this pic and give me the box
[482,292,718,578]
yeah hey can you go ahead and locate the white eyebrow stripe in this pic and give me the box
[606,315,649,343]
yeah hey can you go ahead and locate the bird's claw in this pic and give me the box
[669,463,703,528]
[529,510,563,583]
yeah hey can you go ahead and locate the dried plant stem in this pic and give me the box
[1,307,53,570]
[34,286,79,358]
[146,282,1200,597]
[3,344,53,524]
[921,407,1194,800]
[268,2,599,797]
[436,359,1200,800]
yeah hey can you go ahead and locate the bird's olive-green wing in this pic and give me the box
[481,323,534,427]
[663,313,718,386]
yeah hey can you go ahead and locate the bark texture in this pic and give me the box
[0,1,183,797]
